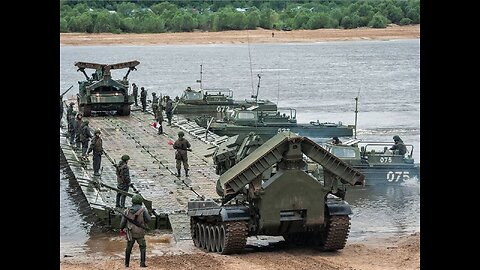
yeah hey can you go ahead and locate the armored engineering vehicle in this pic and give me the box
[187,131,365,254]
[75,60,139,116]
[195,106,354,142]
[323,139,420,185]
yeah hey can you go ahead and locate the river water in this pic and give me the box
[60,39,420,256]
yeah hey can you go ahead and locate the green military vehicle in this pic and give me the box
[75,60,139,116]
[187,131,365,254]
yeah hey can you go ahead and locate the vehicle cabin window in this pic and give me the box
[185,92,202,100]
[331,147,357,158]
[237,111,256,120]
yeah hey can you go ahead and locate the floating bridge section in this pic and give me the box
[60,100,224,242]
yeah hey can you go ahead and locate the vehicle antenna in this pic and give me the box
[196,64,203,89]
[276,70,280,106]
[247,30,255,98]
[354,89,360,139]
[255,74,261,104]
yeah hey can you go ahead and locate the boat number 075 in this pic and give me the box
[216,106,230,112]
[386,171,410,182]
[380,156,392,163]
[277,128,290,133]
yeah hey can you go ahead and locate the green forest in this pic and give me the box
[60,0,420,33]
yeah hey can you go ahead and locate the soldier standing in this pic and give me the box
[132,83,139,106]
[140,87,147,112]
[173,131,191,177]
[87,129,103,176]
[67,103,76,142]
[116,155,131,208]
[151,92,159,118]
[120,194,151,268]
[80,120,93,158]
[74,113,83,149]
[165,96,173,126]
[155,109,163,135]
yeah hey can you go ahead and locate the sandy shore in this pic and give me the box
[60,24,419,46]
[60,232,419,270]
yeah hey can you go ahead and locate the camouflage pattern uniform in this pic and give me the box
[80,121,93,157]
[165,97,173,126]
[67,104,76,142]
[155,110,163,134]
[140,87,147,112]
[152,93,159,118]
[120,194,151,267]
[87,130,103,176]
[73,114,83,148]
[132,83,138,106]
[116,155,131,208]
[173,132,191,177]
[390,135,407,156]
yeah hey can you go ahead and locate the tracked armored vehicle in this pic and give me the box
[187,131,365,254]
[75,60,139,116]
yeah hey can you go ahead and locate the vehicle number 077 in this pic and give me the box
[386,171,410,182]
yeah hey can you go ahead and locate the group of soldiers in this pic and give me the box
[131,83,174,130]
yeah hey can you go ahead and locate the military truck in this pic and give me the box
[75,60,139,116]
[187,131,365,254]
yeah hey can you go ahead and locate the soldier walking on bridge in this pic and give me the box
[155,108,163,135]
[67,103,76,143]
[132,83,138,107]
[74,113,83,149]
[80,120,93,158]
[173,131,191,177]
[152,92,159,118]
[165,96,173,126]
[120,194,151,267]
[116,155,131,208]
[140,87,147,112]
[87,129,103,176]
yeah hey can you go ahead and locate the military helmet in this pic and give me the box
[152,92,156,95]
[132,194,143,205]
[393,135,401,141]
[94,129,101,135]
[121,154,130,161]
[178,131,184,137]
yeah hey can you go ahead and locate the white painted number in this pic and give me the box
[277,128,290,133]
[386,171,410,182]
[380,156,392,163]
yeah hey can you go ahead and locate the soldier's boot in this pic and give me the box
[185,169,189,177]
[177,169,181,177]
[125,249,131,267]
[140,249,147,267]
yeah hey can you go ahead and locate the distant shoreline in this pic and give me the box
[60,24,419,46]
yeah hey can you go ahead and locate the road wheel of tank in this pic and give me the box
[210,226,218,252]
[207,225,214,252]
[214,225,222,253]
[191,218,199,247]
[80,105,91,117]
[199,223,206,249]
[218,224,225,253]
[319,215,351,251]
[220,221,248,254]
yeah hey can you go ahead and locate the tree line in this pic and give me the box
[60,0,420,33]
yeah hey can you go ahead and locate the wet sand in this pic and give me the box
[60,232,419,270]
[60,25,419,46]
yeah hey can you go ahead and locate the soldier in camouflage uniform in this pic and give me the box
[73,113,83,149]
[87,129,103,176]
[151,92,159,118]
[67,103,76,143]
[116,155,132,208]
[390,135,407,156]
[132,83,138,106]
[120,194,151,268]
[140,87,147,112]
[80,120,93,158]
[173,131,191,177]
[165,96,173,126]
[155,108,163,135]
